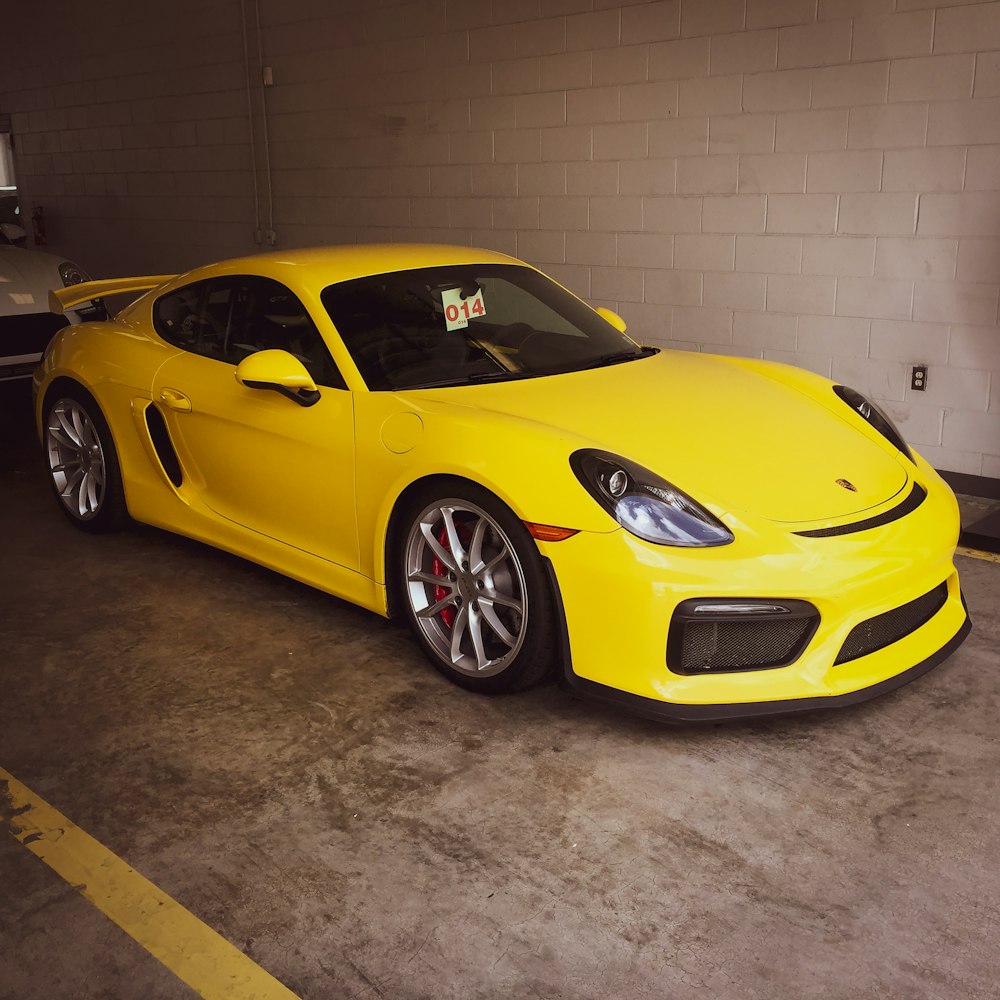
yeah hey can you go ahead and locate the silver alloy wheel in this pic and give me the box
[404,498,528,678]
[46,398,106,520]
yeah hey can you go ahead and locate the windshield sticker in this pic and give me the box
[441,286,486,331]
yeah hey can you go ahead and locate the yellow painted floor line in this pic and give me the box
[0,767,300,1000]
[957,545,1000,564]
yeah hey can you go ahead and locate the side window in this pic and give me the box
[154,276,346,390]
[153,280,226,359]
[225,276,346,390]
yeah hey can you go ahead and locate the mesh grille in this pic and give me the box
[677,617,815,674]
[835,582,948,665]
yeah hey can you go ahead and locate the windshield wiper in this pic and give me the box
[402,370,531,390]
[399,346,658,389]
[575,345,658,371]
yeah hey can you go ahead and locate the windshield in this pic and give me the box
[320,263,653,390]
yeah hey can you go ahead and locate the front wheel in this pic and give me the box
[44,385,128,533]
[399,484,556,694]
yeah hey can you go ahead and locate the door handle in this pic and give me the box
[158,388,192,412]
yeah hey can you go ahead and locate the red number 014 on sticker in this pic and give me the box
[441,286,486,331]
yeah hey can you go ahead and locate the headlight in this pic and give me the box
[570,449,734,547]
[58,261,89,286]
[58,261,107,320]
[833,385,914,464]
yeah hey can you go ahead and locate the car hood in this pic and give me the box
[0,245,66,316]
[410,350,909,524]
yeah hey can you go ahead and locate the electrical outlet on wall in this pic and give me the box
[911,365,927,391]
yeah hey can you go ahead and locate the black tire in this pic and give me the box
[397,480,556,694]
[43,383,129,534]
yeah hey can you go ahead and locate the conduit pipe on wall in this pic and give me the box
[239,0,275,245]
[254,0,276,244]
[239,0,262,243]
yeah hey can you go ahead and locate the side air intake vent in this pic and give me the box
[144,403,183,487]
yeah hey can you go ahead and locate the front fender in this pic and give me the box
[353,392,620,585]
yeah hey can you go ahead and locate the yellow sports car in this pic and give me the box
[35,245,970,722]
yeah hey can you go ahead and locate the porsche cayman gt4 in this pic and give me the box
[35,245,970,722]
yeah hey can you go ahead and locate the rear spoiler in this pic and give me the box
[49,274,176,315]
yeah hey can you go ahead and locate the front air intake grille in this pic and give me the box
[835,582,948,665]
[668,599,819,675]
[0,360,38,379]
[0,312,68,356]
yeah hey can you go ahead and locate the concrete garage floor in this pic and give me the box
[1,378,998,1000]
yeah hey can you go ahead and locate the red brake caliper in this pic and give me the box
[432,527,456,629]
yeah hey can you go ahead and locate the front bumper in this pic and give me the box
[539,462,970,722]
[3,305,99,382]
[559,598,970,723]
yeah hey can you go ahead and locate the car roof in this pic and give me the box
[176,243,524,290]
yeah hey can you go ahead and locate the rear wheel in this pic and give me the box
[399,484,556,694]
[44,385,128,533]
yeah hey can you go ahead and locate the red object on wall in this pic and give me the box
[31,205,46,246]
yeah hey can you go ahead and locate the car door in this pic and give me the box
[150,275,360,571]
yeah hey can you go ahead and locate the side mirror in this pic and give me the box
[594,306,627,333]
[235,349,321,407]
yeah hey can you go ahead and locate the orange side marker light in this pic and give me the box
[524,522,579,541]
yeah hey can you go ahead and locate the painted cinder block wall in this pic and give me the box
[2,0,999,476]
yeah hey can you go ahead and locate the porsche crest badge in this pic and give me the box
[836,478,858,492]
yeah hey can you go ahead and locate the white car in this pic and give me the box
[0,222,105,381]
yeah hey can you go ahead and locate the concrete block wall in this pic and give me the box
[1,0,255,272]
[2,0,999,476]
